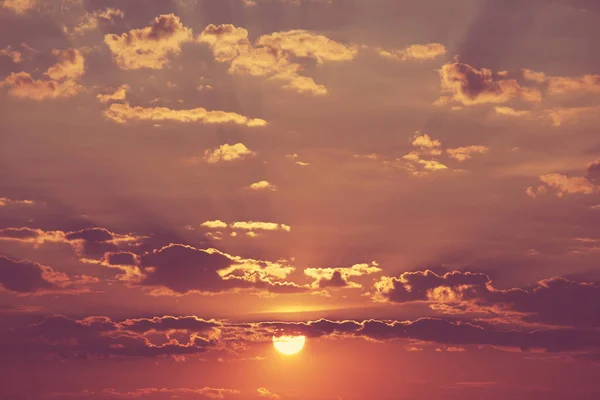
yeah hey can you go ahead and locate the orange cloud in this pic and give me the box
[104,103,267,126]
[538,174,597,196]
[1,48,85,100]
[304,262,381,289]
[230,221,291,232]
[438,62,541,106]
[0,46,22,63]
[257,387,280,399]
[377,43,446,61]
[96,84,129,103]
[199,24,356,95]
[2,0,36,14]
[73,7,124,35]
[104,14,193,70]
[494,106,531,117]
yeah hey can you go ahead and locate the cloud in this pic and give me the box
[494,106,531,117]
[372,269,600,329]
[0,227,141,259]
[2,0,36,14]
[131,244,305,295]
[538,173,597,196]
[257,388,280,399]
[256,30,358,63]
[0,255,96,295]
[1,48,85,100]
[0,315,217,359]
[49,387,241,399]
[304,262,381,289]
[96,84,129,103]
[204,143,256,163]
[0,197,33,206]
[201,220,228,229]
[4,313,600,360]
[199,24,356,95]
[446,145,489,161]
[44,48,85,80]
[411,133,442,150]
[248,181,277,191]
[104,14,193,70]
[73,7,124,35]
[230,221,291,232]
[377,43,446,61]
[546,75,600,95]
[546,106,600,127]
[0,46,23,63]
[437,62,541,106]
[104,103,267,126]
[417,159,448,171]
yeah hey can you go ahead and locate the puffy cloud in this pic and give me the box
[304,262,381,289]
[0,46,22,63]
[44,48,85,80]
[373,269,600,329]
[96,84,129,103]
[104,14,193,70]
[522,69,546,84]
[2,0,35,14]
[204,143,256,163]
[249,181,277,191]
[197,24,252,62]
[0,255,96,295]
[1,72,81,100]
[538,173,597,196]
[446,145,489,161]
[1,48,85,100]
[256,30,358,63]
[104,103,267,126]
[377,43,446,61]
[73,7,124,35]
[199,24,355,95]
[438,62,541,106]
[132,244,305,295]
[201,220,228,229]
[411,133,441,150]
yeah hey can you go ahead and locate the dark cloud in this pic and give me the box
[136,244,307,295]
[0,255,54,293]
[317,270,351,288]
[373,270,600,328]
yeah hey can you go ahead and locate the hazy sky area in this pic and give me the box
[1,0,600,399]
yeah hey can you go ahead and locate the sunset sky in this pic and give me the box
[1,0,600,399]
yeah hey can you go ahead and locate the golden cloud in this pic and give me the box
[438,62,541,106]
[96,84,129,103]
[249,181,277,191]
[0,46,22,63]
[538,174,597,196]
[204,143,256,163]
[104,14,193,70]
[73,7,124,35]
[2,0,36,14]
[104,103,267,126]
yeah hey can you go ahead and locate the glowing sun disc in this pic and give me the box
[272,335,306,355]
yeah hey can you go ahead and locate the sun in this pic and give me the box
[272,335,306,355]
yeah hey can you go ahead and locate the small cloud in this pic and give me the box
[96,84,129,104]
[204,143,255,163]
[249,181,277,191]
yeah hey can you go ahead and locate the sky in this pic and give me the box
[1,0,600,399]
